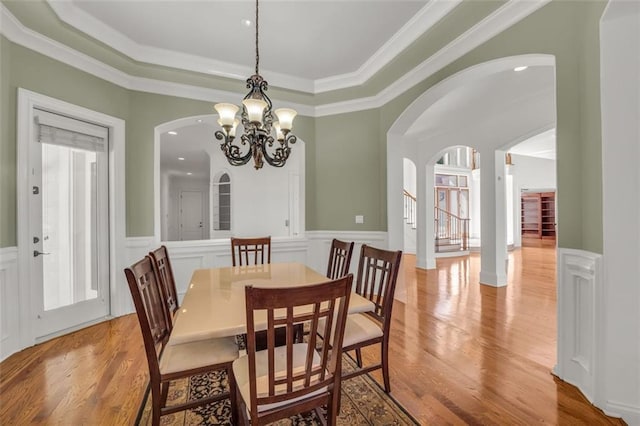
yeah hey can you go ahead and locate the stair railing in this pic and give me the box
[434,207,469,252]
[403,190,417,227]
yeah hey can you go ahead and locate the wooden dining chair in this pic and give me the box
[149,245,179,329]
[231,236,271,266]
[125,256,239,426]
[232,275,353,425]
[326,238,354,279]
[320,244,402,393]
[230,235,298,347]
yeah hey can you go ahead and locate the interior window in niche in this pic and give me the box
[215,173,231,231]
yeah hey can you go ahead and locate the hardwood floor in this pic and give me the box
[0,243,624,425]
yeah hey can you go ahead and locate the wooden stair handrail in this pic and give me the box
[434,206,468,221]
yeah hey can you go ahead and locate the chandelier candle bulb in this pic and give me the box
[273,122,284,141]
[242,98,268,124]
[228,119,240,138]
[275,108,297,132]
[214,103,239,128]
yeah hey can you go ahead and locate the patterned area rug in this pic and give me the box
[137,355,418,425]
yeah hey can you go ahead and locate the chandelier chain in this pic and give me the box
[254,0,259,75]
[213,0,297,169]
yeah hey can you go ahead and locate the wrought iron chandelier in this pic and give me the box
[214,0,297,170]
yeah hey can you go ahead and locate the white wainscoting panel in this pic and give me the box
[555,248,602,404]
[163,237,312,304]
[306,231,389,277]
[0,247,19,362]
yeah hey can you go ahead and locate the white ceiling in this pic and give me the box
[510,128,556,160]
[49,0,444,92]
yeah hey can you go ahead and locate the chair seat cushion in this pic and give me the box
[232,343,327,413]
[319,312,383,348]
[160,336,239,375]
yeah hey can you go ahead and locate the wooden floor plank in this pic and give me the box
[0,243,625,424]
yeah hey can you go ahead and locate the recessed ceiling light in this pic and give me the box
[196,119,203,123]
[187,172,193,175]
[168,131,178,135]
[178,157,185,161]
[514,66,528,72]
[241,19,252,27]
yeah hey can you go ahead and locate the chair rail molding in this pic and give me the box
[0,247,19,362]
[555,248,603,407]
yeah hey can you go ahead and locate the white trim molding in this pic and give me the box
[555,248,602,405]
[16,89,127,348]
[0,247,19,362]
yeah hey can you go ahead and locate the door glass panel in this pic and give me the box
[437,189,447,237]
[450,190,459,217]
[42,143,98,311]
[459,190,469,219]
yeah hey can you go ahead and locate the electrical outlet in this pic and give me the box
[355,215,364,224]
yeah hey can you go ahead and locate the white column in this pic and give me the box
[598,3,640,422]
[424,163,436,269]
[415,161,436,269]
[387,136,404,251]
[479,149,508,287]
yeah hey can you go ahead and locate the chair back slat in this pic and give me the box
[356,245,402,326]
[326,239,354,279]
[244,275,352,418]
[231,236,271,266]
[124,256,171,379]
[149,246,179,326]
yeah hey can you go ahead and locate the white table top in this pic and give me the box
[169,262,374,345]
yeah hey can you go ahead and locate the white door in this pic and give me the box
[30,109,110,339]
[179,190,205,240]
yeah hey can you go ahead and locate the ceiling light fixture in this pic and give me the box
[168,131,178,135]
[214,0,297,170]
[514,66,528,72]
[178,157,185,161]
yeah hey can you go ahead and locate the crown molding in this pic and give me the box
[312,0,462,93]
[315,0,552,117]
[47,0,458,94]
[2,1,551,118]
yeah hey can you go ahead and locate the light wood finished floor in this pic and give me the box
[0,242,625,425]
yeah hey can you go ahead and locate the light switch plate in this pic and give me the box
[355,215,364,224]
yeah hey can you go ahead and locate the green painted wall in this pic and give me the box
[0,37,129,246]
[0,0,607,253]
[314,109,382,231]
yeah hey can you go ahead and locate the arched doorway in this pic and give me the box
[387,54,557,287]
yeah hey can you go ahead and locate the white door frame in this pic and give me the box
[17,89,126,347]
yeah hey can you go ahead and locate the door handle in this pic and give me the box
[34,250,50,257]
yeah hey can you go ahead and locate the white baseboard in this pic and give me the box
[603,400,639,425]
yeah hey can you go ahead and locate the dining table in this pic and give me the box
[168,262,374,345]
